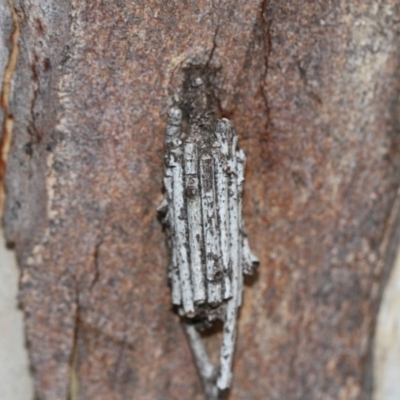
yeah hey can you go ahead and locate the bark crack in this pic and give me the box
[204,26,219,70]
[259,0,271,119]
[29,60,41,140]
[0,0,20,215]
[90,233,104,290]
[112,337,127,390]
[68,291,80,400]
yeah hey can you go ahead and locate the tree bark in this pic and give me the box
[1,1,400,399]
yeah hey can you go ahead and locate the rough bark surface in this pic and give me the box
[0,0,12,131]
[2,1,400,400]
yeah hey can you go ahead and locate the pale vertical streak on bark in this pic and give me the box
[164,173,182,305]
[184,142,206,304]
[170,149,195,315]
[200,154,222,305]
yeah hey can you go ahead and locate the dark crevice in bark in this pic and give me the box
[179,64,224,131]
[259,0,271,118]
[111,337,127,390]
[68,290,80,400]
[204,26,219,72]
[28,58,41,142]
[90,235,104,290]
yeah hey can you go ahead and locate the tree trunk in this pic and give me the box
[1,1,400,399]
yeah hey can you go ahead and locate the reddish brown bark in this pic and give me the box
[2,1,400,399]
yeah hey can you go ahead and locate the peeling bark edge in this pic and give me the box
[365,189,400,399]
[0,0,19,216]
